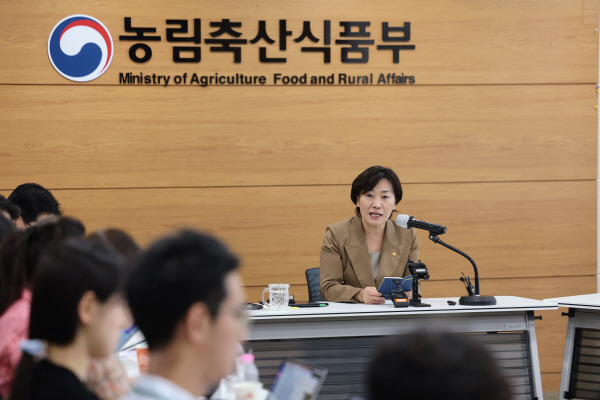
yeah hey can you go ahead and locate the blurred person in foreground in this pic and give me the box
[124,230,247,400]
[0,214,16,242]
[85,229,142,400]
[368,332,512,400]
[10,239,131,400]
[0,195,21,227]
[0,217,85,398]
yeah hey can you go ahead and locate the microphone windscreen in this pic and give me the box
[401,275,413,291]
[396,214,411,229]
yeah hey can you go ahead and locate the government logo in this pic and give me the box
[48,15,113,82]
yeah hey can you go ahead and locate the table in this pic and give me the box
[248,296,556,400]
[546,294,600,400]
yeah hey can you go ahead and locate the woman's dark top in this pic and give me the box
[30,360,100,400]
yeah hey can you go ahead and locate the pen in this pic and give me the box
[294,303,329,308]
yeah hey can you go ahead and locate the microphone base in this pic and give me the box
[409,299,431,307]
[459,295,497,306]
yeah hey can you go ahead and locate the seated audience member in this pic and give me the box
[125,230,247,400]
[0,217,85,398]
[86,229,142,268]
[320,166,419,304]
[8,183,62,229]
[0,195,21,226]
[85,229,141,400]
[368,332,512,400]
[10,239,131,400]
[0,214,15,242]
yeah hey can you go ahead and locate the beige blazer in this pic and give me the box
[319,216,420,302]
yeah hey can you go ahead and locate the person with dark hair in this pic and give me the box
[8,183,62,229]
[0,214,16,242]
[86,229,141,269]
[0,195,21,226]
[10,238,131,400]
[368,332,513,400]
[0,217,85,398]
[125,230,247,400]
[320,166,419,303]
[85,229,141,400]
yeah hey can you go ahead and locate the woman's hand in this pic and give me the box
[356,287,385,304]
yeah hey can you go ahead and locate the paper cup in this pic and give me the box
[232,381,263,400]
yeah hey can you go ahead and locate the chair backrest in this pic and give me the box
[305,267,325,302]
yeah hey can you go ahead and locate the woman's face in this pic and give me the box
[356,178,396,230]
[86,294,131,358]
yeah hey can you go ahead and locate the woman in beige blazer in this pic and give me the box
[320,166,419,303]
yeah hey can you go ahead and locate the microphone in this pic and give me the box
[395,214,447,235]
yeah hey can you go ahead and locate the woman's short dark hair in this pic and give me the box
[29,238,126,345]
[0,195,21,221]
[350,166,403,217]
[0,214,15,241]
[0,217,85,316]
[11,238,127,400]
[86,228,141,268]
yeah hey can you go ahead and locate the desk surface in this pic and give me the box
[545,293,600,310]
[123,296,557,349]
[248,296,557,320]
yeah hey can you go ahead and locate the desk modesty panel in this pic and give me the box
[248,296,557,400]
[547,294,600,400]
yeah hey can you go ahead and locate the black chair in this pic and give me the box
[305,267,325,302]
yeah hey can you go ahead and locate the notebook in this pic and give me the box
[267,359,328,400]
[377,276,403,299]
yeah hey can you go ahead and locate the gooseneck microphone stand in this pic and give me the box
[428,233,497,306]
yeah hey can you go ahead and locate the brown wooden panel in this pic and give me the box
[0,84,595,189]
[542,373,561,393]
[25,180,593,286]
[536,309,571,374]
[420,276,597,301]
[0,0,596,84]
[406,180,597,282]
[583,0,600,24]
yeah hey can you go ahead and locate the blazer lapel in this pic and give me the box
[345,217,376,288]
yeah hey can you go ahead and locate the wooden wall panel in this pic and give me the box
[35,180,594,285]
[0,84,596,189]
[542,374,561,395]
[0,0,596,84]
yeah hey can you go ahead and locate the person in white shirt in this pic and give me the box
[124,230,248,400]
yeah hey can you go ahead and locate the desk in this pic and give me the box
[546,294,600,400]
[248,296,556,400]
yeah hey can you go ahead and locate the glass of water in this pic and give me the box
[262,283,290,311]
